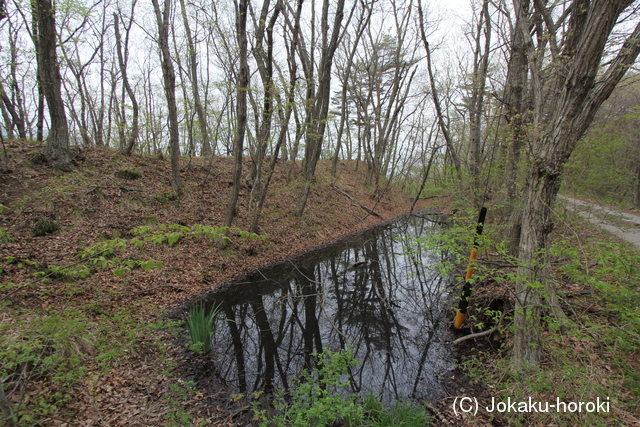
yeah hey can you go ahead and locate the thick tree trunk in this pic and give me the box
[502,0,530,256]
[32,0,72,170]
[511,0,640,369]
[513,164,558,367]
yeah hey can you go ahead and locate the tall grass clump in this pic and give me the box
[186,301,222,354]
[362,394,431,427]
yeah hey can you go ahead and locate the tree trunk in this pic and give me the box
[114,9,139,156]
[511,0,640,369]
[32,0,72,170]
[417,0,462,182]
[222,0,249,232]
[467,0,491,206]
[330,3,372,177]
[294,0,347,217]
[151,0,182,194]
[0,81,26,139]
[179,0,212,157]
[502,0,530,256]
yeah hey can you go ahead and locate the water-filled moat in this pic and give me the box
[204,210,454,402]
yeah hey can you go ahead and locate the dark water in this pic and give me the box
[205,210,454,402]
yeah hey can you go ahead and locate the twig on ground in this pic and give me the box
[451,309,511,345]
[331,184,382,218]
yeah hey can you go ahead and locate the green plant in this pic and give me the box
[153,191,179,202]
[115,168,142,180]
[262,348,363,427]
[130,223,266,248]
[186,302,222,354]
[0,227,13,243]
[32,219,59,236]
[362,394,431,427]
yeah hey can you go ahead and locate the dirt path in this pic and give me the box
[559,195,640,249]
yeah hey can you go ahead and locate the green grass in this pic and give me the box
[186,301,222,354]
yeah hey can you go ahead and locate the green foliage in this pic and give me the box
[130,223,266,247]
[550,238,640,343]
[2,314,95,418]
[186,301,222,354]
[563,88,640,206]
[153,191,179,202]
[0,227,13,243]
[453,231,640,426]
[74,237,162,278]
[361,394,431,427]
[114,168,142,180]
[32,219,60,236]
[77,238,127,261]
[261,348,364,427]
[253,348,431,427]
[0,205,12,243]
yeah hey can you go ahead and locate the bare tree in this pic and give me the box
[114,2,139,156]
[246,0,286,232]
[151,0,183,194]
[294,0,348,217]
[465,0,492,205]
[417,0,462,182]
[330,0,373,177]
[248,0,303,233]
[222,0,250,232]
[179,0,212,156]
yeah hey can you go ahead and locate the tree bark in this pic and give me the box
[32,0,72,170]
[512,0,640,369]
[222,0,249,232]
[179,0,212,157]
[151,0,183,194]
[114,7,139,156]
[294,0,347,217]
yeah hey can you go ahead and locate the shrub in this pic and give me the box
[115,168,142,180]
[262,348,364,427]
[0,227,12,243]
[33,219,59,236]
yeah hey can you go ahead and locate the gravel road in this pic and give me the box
[559,195,640,249]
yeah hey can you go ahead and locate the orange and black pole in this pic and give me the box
[453,207,487,330]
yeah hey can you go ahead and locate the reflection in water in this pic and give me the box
[207,211,453,401]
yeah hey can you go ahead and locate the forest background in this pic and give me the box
[1,0,640,425]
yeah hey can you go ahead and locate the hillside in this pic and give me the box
[0,140,435,425]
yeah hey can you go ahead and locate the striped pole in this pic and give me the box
[453,207,487,330]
